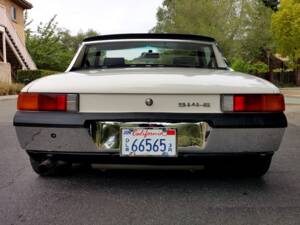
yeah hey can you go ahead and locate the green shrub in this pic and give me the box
[231,58,251,74]
[232,59,269,75]
[0,82,24,96]
[15,69,59,84]
[250,61,269,74]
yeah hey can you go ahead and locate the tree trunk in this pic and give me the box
[269,70,274,83]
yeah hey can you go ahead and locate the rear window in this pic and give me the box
[77,41,218,70]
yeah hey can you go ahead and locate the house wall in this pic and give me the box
[0,0,25,44]
[0,62,12,83]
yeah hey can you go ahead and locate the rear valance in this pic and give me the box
[14,112,287,129]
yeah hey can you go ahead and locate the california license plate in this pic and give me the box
[121,128,177,157]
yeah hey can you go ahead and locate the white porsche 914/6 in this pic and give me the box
[14,33,287,176]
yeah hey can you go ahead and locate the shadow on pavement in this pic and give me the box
[37,164,269,192]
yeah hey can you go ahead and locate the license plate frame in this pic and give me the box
[120,127,177,157]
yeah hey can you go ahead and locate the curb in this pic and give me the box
[284,95,300,98]
[0,95,18,101]
[285,97,300,105]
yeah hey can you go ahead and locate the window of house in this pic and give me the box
[11,6,17,21]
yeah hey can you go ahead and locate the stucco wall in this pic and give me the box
[0,62,12,83]
[0,0,25,44]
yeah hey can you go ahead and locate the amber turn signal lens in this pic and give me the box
[17,93,67,111]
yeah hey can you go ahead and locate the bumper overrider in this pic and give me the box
[14,112,287,159]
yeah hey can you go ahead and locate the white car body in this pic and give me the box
[24,68,279,114]
[14,34,287,176]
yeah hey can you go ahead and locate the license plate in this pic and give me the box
[121,128,177,157]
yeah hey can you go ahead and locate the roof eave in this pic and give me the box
[13,0,33,9]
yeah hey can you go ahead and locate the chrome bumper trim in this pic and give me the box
[15,123,285,153]
[89,122,210,151]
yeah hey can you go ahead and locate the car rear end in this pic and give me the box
[14,34,287,176]
[14,91,287,175]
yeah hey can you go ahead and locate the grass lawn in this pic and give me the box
[0,82,24,96]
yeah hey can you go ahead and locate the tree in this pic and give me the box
[272,0,300,84]
[26,16,72,71]
[26,16,99,71]
[59,29,99,55]
[240,1,274,61]
[152,0,274,62]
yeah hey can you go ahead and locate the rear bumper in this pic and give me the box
[14,112,287,154]
[14,111,287,128]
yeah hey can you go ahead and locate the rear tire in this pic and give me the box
[228,154,273,177]
[243,154,273,177]
[29,156,72,176]
[205,154,273,177]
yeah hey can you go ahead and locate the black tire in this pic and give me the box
[226,154,273,177]
[205,154,273,177]
[243,154,273,177]
[29,156,72,176]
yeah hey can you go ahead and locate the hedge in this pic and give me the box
[15,69,59,84]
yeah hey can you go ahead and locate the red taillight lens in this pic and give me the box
[18,93,67,111]
[223,94,285,112]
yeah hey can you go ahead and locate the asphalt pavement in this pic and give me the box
[0,98,300,225]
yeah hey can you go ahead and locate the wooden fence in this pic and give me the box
[257,72,297,86]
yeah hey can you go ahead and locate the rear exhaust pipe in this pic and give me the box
[37,159,56,174]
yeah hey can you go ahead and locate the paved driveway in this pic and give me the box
[281,87,300,105]
[0,99,299,225]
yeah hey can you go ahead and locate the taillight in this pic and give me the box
[17,93,78,112]
[222,94,285,112]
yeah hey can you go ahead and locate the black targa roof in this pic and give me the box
[83,33,215,43]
